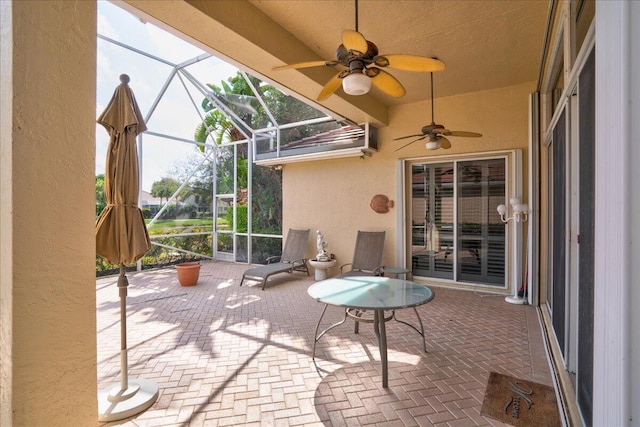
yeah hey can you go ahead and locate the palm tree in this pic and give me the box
[195,75,257,146]
[193,72,283,235]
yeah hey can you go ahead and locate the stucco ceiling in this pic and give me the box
[124,0,550,125]
[248,0,550,107]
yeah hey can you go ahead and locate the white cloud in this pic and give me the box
[97,10,119,40]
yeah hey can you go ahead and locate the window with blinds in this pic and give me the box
[411,158,506,286]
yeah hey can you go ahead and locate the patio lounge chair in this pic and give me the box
[240,228,310,290]
[337,230,386,277]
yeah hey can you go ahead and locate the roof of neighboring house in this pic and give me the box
[141,190,163,206]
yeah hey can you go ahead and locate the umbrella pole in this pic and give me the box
[98,263,159,422]
[118,263,129,391]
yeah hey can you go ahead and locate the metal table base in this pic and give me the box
[312,304,427,388]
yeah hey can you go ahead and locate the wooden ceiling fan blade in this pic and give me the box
[440,137,452,149]
[317,73,343,101]
[342,29,368,54]
[395,136,425,152]
[376,55,445,72]
[394,133,425,141]
[273,60,335,71]
[371,69,406,98]
[441,130,483,138]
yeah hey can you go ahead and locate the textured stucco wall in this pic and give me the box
[1,2,14,425]
[284,153,397,269]
[1,1,98,425]
[283,82,533,270]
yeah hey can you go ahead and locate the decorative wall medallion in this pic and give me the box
[370,194,394,214]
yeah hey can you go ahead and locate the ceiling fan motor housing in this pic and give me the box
[336,45,351,63]
[337,40,378,66]
[422,123,443,134]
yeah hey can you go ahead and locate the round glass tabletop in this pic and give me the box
[307,276,434,310]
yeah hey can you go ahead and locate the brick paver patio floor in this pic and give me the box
[97,261,553,426]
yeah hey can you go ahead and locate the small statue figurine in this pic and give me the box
[316,230,330,261]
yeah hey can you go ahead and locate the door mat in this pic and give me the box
[480,372,561,427]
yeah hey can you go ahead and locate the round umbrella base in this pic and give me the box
[98,378,159,422]
[505,295,527,305]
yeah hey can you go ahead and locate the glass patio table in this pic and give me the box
[308,276,434,388]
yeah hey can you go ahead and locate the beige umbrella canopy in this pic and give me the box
[95,74,157,421]
[96,74,151,263]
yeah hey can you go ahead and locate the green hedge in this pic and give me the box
[227,205,248,233]
[96,229,212,277]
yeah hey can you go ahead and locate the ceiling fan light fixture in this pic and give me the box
[394,72,482,152]
[342,72,371,95]
[425,140,441,150]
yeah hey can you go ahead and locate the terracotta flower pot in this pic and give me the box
[176,262,201,286]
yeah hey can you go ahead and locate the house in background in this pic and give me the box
[140,190,162,216]
[1,1,638,426]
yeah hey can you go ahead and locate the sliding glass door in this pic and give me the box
[457,160,506,285]
[411,163,454,279]
[544,47,595,426]
[410,158,506,286]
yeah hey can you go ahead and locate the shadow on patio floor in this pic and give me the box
[97,260,552,427]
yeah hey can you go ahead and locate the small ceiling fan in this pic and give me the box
[395,72,483,151]
[273,0,445,101]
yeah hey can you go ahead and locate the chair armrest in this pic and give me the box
[339,263,353,273]
[291,258,309,275]
[266,256,282,264]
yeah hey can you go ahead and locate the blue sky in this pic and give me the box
[96,1,239,191]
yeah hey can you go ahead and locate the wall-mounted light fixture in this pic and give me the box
[497,197,529,305]
[497,197,529,223]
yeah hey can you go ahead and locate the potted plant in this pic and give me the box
[175,261,201,286]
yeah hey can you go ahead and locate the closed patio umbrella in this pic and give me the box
[96,74,158,421]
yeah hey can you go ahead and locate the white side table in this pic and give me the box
[308,259,337,281]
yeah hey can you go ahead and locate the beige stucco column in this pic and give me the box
[0,1,98,425]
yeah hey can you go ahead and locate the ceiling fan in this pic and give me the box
[395,72,483,151]
[273,0,445,101]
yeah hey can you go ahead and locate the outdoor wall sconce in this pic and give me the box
[497,197,529,223]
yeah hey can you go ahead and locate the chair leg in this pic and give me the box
[345,308,363,334]
[354,311,360,334]
[261,272,276,291]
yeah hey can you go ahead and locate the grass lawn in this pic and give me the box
[145,218,229,235]
[145,218,216,228]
